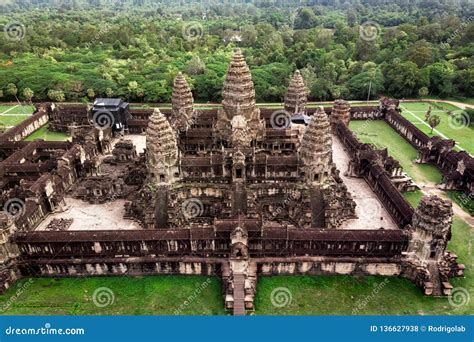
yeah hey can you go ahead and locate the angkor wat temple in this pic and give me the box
[0,49,469,315]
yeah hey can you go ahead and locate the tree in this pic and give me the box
[428,62,455,96]
[47,90,65,102]
[346,9,358,26]
[87,88,95,98]
[428,114,441,134]
[5,83,18,99]
[347,69,384,100]
[406,41,436,67]
[294,8,318,29]
[425,106,432,121]
[127,81,145,101]
[185,56,206,75]
[22,88,34,102]
[105,87,114,97]
[385,61,420,97]
[418,87,429,97]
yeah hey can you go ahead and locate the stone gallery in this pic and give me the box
[0,49,469,315]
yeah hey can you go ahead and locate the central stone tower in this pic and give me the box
[284,70,308,115]
[170,72,194,131]
[217,48,264,142]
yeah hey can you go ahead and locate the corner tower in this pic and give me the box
[330,99,351,128]
[146,108,179,185]
[300,106,333,185]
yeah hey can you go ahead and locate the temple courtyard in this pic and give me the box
[0,116,471,316]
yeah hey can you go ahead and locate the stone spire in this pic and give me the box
[330,99,351,127]
[146,108,178,184]
[217,48,264,142]
[300,106,333,184]
[222,48,256,119]
[284,70,307,115]
[409,195,453,261]
[171,72,194,130]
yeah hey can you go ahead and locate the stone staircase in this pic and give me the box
[428,261,443,297]
[233,273,246,316]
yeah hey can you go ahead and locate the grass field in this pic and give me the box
[0,276,226,315]
[444,191,474,217]
[254,216,472,315]
[0,104,36,128]
[349,120,443,185]
[256,168,472,316]
[24,124,70,141]
[399,102,473,155]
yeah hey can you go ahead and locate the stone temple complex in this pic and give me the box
[0,48,469,315]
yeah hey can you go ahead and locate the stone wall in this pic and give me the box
[13,228,409,260]
[384,108,473,196]
[18,258,223,278]
[0,109,48,142]
[256,257,401,277]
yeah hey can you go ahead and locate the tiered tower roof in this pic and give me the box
[146,109,178,183]
[172,72,194,119]
[330,99,351,127]
[284,70,307,115]
[222,48,256,119]
[300,106,333,183]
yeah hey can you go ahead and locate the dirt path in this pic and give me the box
[401,99,474,110]
[431,100,473,110]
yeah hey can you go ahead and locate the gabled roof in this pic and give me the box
[93,98,123,107]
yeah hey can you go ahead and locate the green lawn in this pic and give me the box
[349,120,443,184]
[0,104,36,127]
[403,190,425,208]
[0,276,226,315]
[24,124,70,141]
[444,191,474,217]
[399,102,473,155]
[254,218,472,315]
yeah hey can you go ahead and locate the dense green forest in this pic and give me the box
[0,0,472,103]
